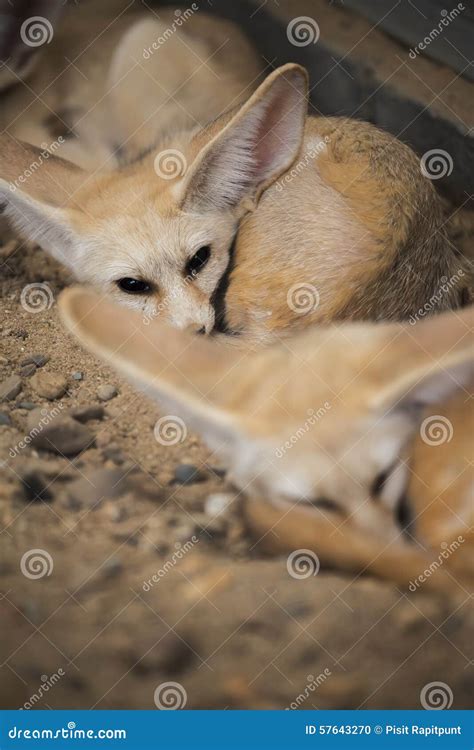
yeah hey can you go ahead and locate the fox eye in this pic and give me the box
[311,497,341,513]
[116,278,152,294]
[186,245,211,276]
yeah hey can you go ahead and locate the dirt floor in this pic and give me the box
[0,215,473,711]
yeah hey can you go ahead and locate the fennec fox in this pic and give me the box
[1,15,467,342]
[59,288,473,592]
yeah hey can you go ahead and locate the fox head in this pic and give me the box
[59,288,473,561]
[0,64,308,334]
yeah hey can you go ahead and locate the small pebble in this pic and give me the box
[71,404,105,423]
[0,375,22,402]
[21,354,49,368]
[16,401,36,411]
[97,384,118,402]
[31,371,68,400]
[173,463,207,485]
[19,363,36,378]
[0,411,11,426]
[72,371,84,381]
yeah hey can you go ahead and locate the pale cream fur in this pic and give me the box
[1,7,465,342]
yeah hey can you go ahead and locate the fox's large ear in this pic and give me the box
[182,64,308,211]
[371,308,473,415]
[0,135,87,267]
[59,287,259,452]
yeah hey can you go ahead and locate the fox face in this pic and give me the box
[59,288,473,587]
[0,64,308,334]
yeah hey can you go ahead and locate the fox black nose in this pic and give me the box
[197,326,206,335]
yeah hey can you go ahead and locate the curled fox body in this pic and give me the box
[59,290,473,592]
[0,7,467,343]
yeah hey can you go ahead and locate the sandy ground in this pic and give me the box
[0,215,473,710]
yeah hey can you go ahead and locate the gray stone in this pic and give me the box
[67,468,130,507]
[31,371,68,400]
[0,411,11,426]
[97,384,118,402]
[31,417,93,456]
[16,401,36,411]
[19,363,36,378]
[72,371,84,381]
[173,463,207,485]
[71,405,105,423]
[19,469,53,503]
[0,375,22,402]
[20,354,49,368]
